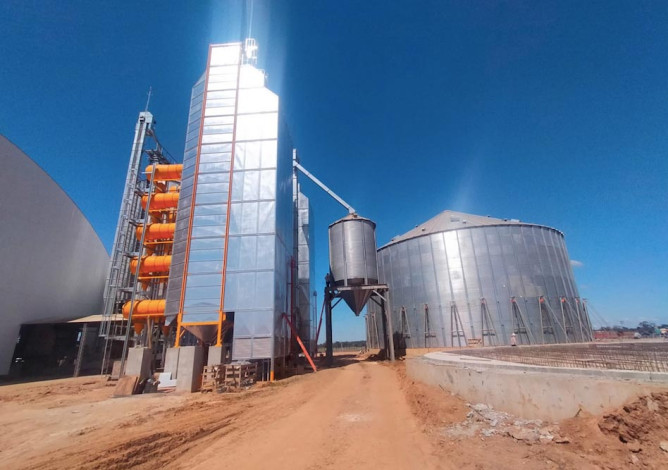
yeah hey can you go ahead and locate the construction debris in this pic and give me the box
[444,402,570,444]
[113,375,140,397]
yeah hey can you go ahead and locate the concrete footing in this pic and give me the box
[207,346,227,366]
[407,351,668,421]
[175,346,204,393]
[164,347,180,379]
[125,347,152,379]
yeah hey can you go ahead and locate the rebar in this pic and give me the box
[456,341,668,373]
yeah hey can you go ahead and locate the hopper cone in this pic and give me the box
[184,324,218,344]
[340,288,373,316]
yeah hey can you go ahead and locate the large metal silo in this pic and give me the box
[368,210,593,349]
[328,214,379,314]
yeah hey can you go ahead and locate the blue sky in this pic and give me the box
[1,1,666,339]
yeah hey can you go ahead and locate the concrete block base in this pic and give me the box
[176,346,204,393]
[207,346,226,366]
[164,347,180,379]
[125,347,152,380]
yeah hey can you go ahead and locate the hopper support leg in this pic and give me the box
[325,288,333,366]
[383,295,395,361]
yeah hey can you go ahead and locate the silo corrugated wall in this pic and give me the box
[368,223,592,349]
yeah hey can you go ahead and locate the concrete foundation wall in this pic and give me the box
[207,346,225,366]
[407,352,668,421]
[164,348,180,379]
[176,346,204,393]
[125,348,152,379]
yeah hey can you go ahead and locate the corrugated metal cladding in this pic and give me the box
[165,42,302,360]
[296,191,315,350]
[367,210,593,349]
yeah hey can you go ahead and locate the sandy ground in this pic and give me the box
[1,354,667,469]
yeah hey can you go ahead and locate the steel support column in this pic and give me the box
[325,289,333,366]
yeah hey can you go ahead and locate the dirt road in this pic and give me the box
[1,355,667,469]
[0,358,442,470]
[184,361,439,469]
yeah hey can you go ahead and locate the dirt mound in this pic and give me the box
[598,392,668,465]
[0,376,111,407]
[399,361,668,469]
[393,361,468,431]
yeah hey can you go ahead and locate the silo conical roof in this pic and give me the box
[381,210,527,248]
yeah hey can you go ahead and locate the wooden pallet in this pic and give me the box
[223,363,258,388]
[201,364,225,392]
[201,362,258,392]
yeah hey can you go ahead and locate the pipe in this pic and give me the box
[141,192,179,210]
[293,161,356,214]
[135,223,175,241]
[122,299,166,318]
[145,164,183,181]
[129,255,172,275]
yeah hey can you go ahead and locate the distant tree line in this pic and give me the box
[598,321,667,336]
[317,340,366,349]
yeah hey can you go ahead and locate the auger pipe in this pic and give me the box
[293,161,355,214]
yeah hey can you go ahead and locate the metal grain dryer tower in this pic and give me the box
[101,40,316,388]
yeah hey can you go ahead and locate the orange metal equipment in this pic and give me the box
[146,164,183,181]
[130,255,172,275]
[141,192,180,211]
[281,313,317,373]
[135,223,175,241]
[117,161,182,342]
[122,299,166,318]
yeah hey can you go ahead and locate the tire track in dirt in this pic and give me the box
[177,361,444,470]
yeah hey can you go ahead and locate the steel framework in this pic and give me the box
[324,283,395,364]
[100,112,172,375]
